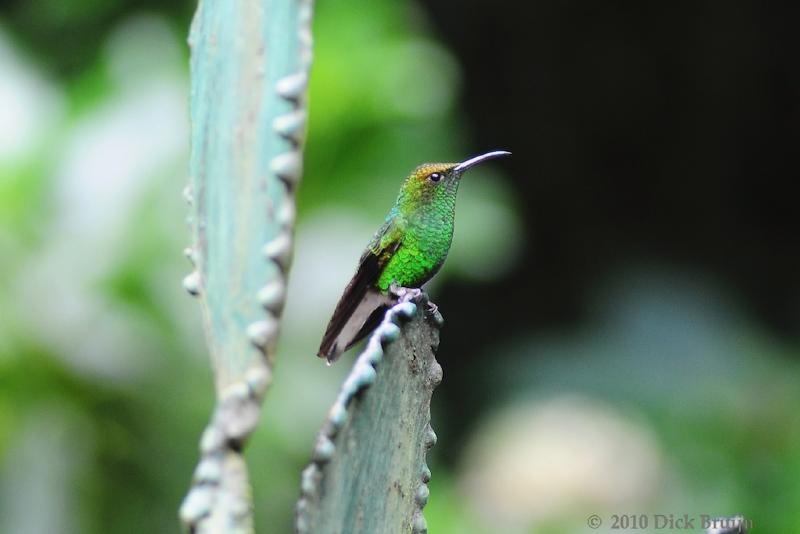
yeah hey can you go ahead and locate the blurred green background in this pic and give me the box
[1,0,798,532]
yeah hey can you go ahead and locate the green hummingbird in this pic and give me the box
[318,150,511,362]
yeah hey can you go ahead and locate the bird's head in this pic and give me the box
[397,150,511,208]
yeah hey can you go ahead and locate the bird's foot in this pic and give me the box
[388,283,443,325]
[425,298,444,326]
[389,282,422,302]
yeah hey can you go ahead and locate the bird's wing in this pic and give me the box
[317,219,402,362]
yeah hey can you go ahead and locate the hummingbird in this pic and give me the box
[318,150,511,363]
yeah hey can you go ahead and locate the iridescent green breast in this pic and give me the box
[376,224,453,290]
[376,192,457,290]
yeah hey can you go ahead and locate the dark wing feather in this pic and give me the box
[317,223,401,361]
[348,301,393,349]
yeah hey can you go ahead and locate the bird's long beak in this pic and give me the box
[453,150,511,174]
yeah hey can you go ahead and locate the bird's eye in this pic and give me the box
[429,173,442,182]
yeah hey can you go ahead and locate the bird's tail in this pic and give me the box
[318,288,393,363]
